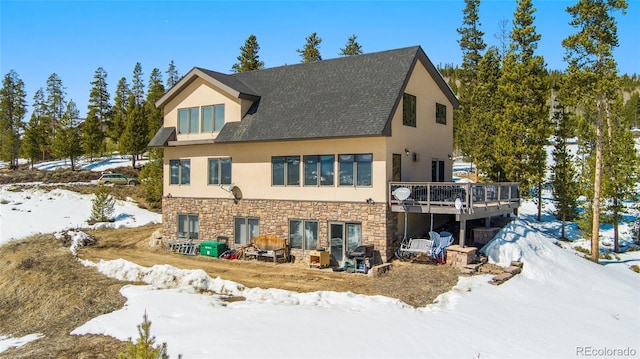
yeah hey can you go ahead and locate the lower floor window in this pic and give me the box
[178,214,199,239]
[289,220,318,250]
[234,217,260,245]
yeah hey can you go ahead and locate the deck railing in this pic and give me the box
[389,182,520,213]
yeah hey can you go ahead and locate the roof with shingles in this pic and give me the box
[154,46,458,144]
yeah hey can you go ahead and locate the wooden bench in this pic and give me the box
[242,235,288,263]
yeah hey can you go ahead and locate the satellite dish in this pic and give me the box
[393,187,411,201]
[454,198,462,210]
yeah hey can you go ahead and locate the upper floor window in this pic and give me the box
[202,104,225,132]
[169,159,190,185]
[403,93,416,127]
[272,156,300,186]
[304,155,335,186]
[178,107,199,134]
[436,103,447,125]
[208,157,232,185]
[339,154,372,187]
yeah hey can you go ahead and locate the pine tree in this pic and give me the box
[118,312,170,359]
[139,159,163,209]
[52,100,82,170]
[110,77,129,143]
[84,67,111,159]
[562,0,628,262]
[91,183,115,222]
[131,62,145,106]
[601,96,638,252]
[166,60,180,89]
[231,34,265,73]
[22,88,49,165]
[297,32,322,63]
[45,73,66,134]
[339,34,363,56]
[551,84,580,240]
[471,46,502,180]
[454,0,486,172]
[494,0,550,222]
[120,94,147,169]
[145,68,165,160]
[0,70,27,170]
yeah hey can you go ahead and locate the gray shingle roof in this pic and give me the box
[148,126,176,147]
[154,46,458,145]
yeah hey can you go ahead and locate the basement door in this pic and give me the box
[329,222,362,267]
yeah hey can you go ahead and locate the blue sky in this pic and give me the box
[1,0,638,118]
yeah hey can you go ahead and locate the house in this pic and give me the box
[149,45,467,265]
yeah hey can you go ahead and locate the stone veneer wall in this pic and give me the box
[162,197,399,262]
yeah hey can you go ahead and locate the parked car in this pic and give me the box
[98,172,139,185]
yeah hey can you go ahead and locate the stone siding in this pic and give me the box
[162,197,398,262]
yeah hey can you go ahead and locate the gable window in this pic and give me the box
[202,104,225,132]
[234,217,259,245]
[208,157,232,185]
[272,156,300,186]
[339,154,372,187]
[178,214,199,239]
[169,159,190,185]
[178,107,199,134]
[289,220,318,250]
[403,93,416,127]
[304,155,335,186]
[436,103,447,125]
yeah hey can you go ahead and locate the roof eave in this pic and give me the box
[155,68,259,108]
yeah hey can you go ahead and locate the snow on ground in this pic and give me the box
[0,334,44,353]
[0,186,161,245]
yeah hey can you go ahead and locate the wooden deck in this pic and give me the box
[389,182,520,246]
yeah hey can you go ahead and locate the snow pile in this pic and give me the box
[54,230,97,256]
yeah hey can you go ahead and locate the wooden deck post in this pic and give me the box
[459,219,466,247]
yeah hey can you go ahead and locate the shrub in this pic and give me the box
[90,184,116,222]
[118,312,173,359]
[139,160,163,209]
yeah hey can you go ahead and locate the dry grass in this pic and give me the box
[0,234,129,358]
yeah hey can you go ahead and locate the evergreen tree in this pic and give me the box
[601,96,638,252]
[120,94,147,169]
[562,0,627,262]
[139,159,163,209]
[145,68,165,160]
[494,0,550,222]
[131,62,145,106]
[146,68,165,138]
[84,67,111,160]
[231,34,265,73]
[91,183,115,222]
[454,0,486,173]
[118,312,170,359]
[44,73,66,134]
[52,100,82,170]
[0,70,27,170]
[166,60,180,89]
[339,34,363,56]
[22,88,49,165]
[297,32,322,63]
[624,92,639,128]
[470,46,503,180]
[110,77,129,143]
[551,85,580,240]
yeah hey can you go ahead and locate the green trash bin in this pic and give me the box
[200,241,227,257]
